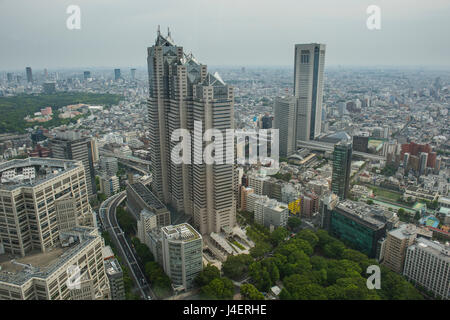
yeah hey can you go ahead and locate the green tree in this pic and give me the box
[341,248,370,270]
[323,240,346,259]
[201,278,234,300]
[240,283,265,300]
[145,261,172,298]
[414,211,421,221]
[250,241,272,259]
[269,227,289,246]
[287,216,302,231]
[282,274,327,300]
[377,265,423,300]
[195,264,221,287]
[116,207,136,235]
[222,254,253,280]
[326,259,361,285]
[295,229,319,249]
[132,237,154,264]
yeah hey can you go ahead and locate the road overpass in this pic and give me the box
[297,140,386,161]
[99,192,156,300]
[99,148,151,174]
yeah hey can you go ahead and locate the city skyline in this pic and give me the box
[0,0,449,304]
[1,0,450,70]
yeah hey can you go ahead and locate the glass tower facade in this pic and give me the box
[331,142,352,200]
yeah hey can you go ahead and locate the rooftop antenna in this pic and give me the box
[157,25,161,36]
[167,27,171,37]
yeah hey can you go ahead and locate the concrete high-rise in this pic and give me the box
[161,223,203,291]
[273,96,297,157]
[114,69,121,81]
[147,28,236,235]
[293,44,326,141]
[99,156,118,177]
[382,224,418,273]
[419,152,428,176]
[104,258,125,300]
[25,67,33,83]
[0,158,95,257]
[50,131,97,198]
[130,68,136,80]
[331,141,352,200]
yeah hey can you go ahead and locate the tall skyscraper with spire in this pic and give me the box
[147,27,236,235]
[294,43,326,141]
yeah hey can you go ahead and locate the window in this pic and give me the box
[301,50,310,64]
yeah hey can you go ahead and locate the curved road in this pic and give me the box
[99,192,156,300]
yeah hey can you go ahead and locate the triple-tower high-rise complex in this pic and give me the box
[294,43,326,141]
[147,28,236,235]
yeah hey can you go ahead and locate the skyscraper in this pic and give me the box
[114,68,121,81]
[147,28,236,235]
[419,152,428,176]
[273,96,297,157]
[84,71,91,80]
[293,43,326,141]
[130,68,136,80]
[331,141,352,200]
[6,73,13,83]
[50,131,97,198]
[25,67,33,83]
[261,112,272,129]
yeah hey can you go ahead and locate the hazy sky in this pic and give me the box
[1,0,449,70]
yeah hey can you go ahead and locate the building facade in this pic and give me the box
[161,223,203,291]
[328,200,387,258]
[293,43,326,141]
[147,29,236,235]
[403,238,450,300]
[382,224,418,273]
[50,131,97,198]
[0,158,94,257]
[0,226,110,300]
[331,141,352,200]
[273,96,297,157]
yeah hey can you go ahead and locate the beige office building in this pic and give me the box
[382,224,417,273]
[0,226,110,300]
[0,158,95,257]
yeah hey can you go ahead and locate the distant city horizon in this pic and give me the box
[4,64,450,74]
[1,0,450,70]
